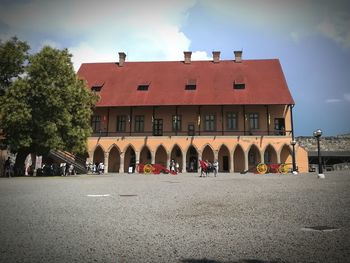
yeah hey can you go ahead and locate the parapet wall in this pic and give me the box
[296,135,350,152]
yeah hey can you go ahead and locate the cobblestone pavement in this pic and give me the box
[0,171,349,263]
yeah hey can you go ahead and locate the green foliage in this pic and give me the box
[0,37,30,94]
[0,43,98,156]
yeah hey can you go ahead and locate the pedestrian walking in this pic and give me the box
[213,160,219,177]
[175,162,180,173]
[4,157,12,178]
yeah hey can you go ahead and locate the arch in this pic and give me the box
[93,145,104,165]
[170,144,183,172]
[140,146,152,164]
[186,145,198,172]
[280,144,292,164]
[107,143,120,153]
[108,146,120,173]
[233,144,245,173]
[124,145,136,173]
[263,144,278,164]
[247,144,261,170]
[218,144,230,172]
[202,144,214,163]
[155,145,168,167]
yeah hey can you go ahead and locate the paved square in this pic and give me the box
[1,171,349,263]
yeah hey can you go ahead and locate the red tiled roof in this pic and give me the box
[77,59,294,107]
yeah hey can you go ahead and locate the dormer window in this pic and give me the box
[137,84,149,91]
[233,82,245,90]
[91,81,104,92]
[185,79,197,90]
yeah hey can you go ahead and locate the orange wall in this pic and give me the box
[87,135,309,173]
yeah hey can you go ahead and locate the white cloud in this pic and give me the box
[317,13,350,48]
[0,0,202,70]
[192,51,211,60]
[325,98,342,103]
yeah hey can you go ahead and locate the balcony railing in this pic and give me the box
[91,129,291,137]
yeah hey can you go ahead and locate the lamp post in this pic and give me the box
[313,129,324,178]
[290,139,298,174]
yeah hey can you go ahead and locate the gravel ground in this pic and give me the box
[0,171,349,263]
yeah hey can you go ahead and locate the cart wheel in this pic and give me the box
[257,163,268,174]
[278,164,288,174]
[143,164,153,174]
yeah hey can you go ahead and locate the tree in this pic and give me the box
[0,45,98,174]
[0,37,30,95]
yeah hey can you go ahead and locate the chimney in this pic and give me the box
[118,52,126,67]
[212,51,220,63]
[184,51,192,64]
[234,51,242,63]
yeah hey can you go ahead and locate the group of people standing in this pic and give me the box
[60,163,76,176]
[86,162,105,174]
[200,159,219,177]
[169,159,180,173]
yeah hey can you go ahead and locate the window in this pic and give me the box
[233,83,245,90]
[153,119,163,136]
[185,84,196,90]
[185,79,196,90]
[116,115,126,132]
[91,86,102,92]
[172,115,182,131]
[91,115,101,132]
[249,113,259,129]
[188,124,195,136]
[134,115,144,132]
[226,112,237,130]
[91,82,104,92]
[274,118,285,135]
[204,114,216,131]
[137,85,149,91]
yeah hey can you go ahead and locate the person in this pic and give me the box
[69,164,74,175]
[65,163,70,176]
[98,162,104,174]
[4,157,12,178]
[170,159,175,173]
[213,160,219,177]
[199,159,208,177]
[175,162,180,173]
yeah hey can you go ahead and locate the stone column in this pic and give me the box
[261,150,265,164]
[244,151,249,172]
[135,151,140,173]
[151,151,155,164]
[214,150,219,162]
[119,152,124,173]
[230,155,234,173]
[166,152,170,170]
[104,151,109,173]
[182,152,187,173]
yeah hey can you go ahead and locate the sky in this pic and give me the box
[1,0,349,136]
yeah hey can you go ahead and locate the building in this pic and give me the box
[77,51,308,173]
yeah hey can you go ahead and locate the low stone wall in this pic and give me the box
[296,135,350,152]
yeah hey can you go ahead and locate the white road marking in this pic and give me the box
[87,194,111,197]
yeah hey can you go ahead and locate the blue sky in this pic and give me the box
[1,0,349,136]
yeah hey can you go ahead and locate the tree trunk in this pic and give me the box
[14,149,30,176]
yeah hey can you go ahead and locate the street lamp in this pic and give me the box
[313,129,325,179]
[290,139,298,174]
